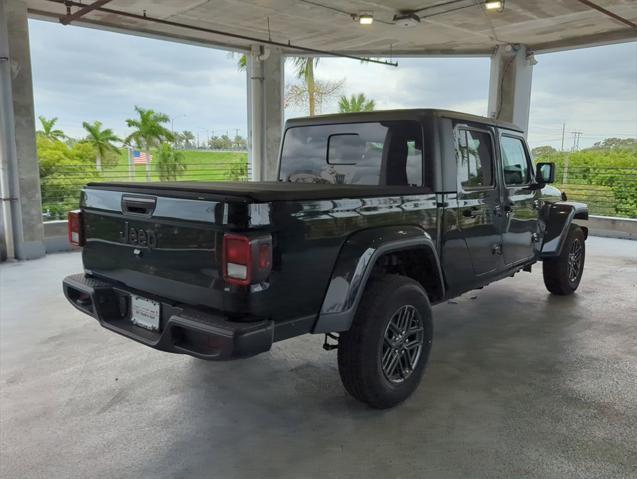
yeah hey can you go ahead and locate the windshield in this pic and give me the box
[279,121,423,186]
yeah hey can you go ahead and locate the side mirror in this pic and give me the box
[536,162,555,184]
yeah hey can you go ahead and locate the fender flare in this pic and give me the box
[312,226,444,334]
[540,201,588,258]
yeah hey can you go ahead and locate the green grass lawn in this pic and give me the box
[102,149,248,182]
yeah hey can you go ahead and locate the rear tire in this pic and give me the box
[543,225,585,295]
[337,275,433,409]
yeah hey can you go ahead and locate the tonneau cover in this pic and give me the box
[86,181,431,202]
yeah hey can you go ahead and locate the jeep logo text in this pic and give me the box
[120,221,157,248]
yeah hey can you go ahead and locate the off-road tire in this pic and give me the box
[337,275,433,409]
[543,224,585,295]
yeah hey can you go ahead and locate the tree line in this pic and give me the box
[38,106,201,218]
[174,131,247,151]
[37,106,186,179]
[532,138,637,218]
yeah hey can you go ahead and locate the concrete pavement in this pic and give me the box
[1,237,636,478]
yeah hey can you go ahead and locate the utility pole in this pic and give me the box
[571,131,583,151]
[170,113,186,136]
[560,123,567,185]
[563,131,583,185]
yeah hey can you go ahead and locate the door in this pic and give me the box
[455,126,503,277]
[498,133,539,266]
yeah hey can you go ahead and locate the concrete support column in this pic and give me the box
[0,0,45,259]
[487,44,535,135]
[247,45,283,181]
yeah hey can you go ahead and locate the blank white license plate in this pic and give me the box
[131,295,160,331]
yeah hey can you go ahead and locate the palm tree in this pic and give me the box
[338,93,376,113]
[181,130,195,149]
[156,142,186,181]
[82,120,121,171]
[285,57,343,116]
[237,55,340,116]
[37,116,65,141]
[124,106,174,181]
[291,58,318,116]
[237,53,248,71]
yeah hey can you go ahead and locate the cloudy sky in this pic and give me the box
[29,19,636,149]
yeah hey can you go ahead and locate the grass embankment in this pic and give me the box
[101,149,248,182]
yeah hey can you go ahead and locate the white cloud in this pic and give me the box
[528,43,637,149]
[29,20,248,140]
[285,56,491,117]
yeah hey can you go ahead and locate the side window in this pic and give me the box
[500,136,531,185]
[457,129,495,189]
[406,140,423,186]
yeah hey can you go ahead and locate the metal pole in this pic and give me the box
[145,149,151,182]
[44,0,399,67]
[127,146,134,181]
[59,0,111,25]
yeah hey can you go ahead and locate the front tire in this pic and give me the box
[543,225,586,295]
[337,275,433,409]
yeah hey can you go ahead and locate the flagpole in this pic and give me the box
[146,149,151,182]
[128,146,134,181]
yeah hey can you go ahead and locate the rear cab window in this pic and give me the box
[279,121,424,186]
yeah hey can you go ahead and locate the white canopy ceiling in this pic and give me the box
[25,0,637,56]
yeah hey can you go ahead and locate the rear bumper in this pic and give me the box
[62,273,274,360]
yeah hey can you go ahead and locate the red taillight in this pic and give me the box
[68,210,85,246]
[258,243,271,270]
[225,235,250,265]
[224,234,251,285]
[223,233,272,286]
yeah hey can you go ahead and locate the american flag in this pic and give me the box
[133,150,152,165]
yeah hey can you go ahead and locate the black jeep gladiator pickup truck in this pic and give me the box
[63,109,588,408]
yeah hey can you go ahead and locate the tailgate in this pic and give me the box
[80,186,267,308]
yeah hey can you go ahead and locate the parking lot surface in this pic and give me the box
[1,236,636,478]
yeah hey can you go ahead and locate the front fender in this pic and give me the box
[540,201,588,257]
[313,226,442,333]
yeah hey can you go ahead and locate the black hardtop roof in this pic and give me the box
[285,108,524,133]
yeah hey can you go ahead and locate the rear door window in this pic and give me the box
[456,128,495,189]
[279,121,423,186]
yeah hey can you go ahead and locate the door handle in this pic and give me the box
[121,195,157,216]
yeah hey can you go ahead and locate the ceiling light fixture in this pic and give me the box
[357,13,374,25]
[485,1,504,12]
